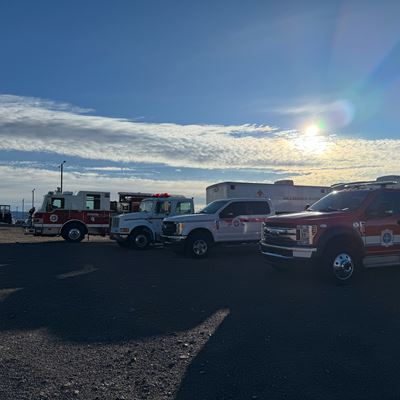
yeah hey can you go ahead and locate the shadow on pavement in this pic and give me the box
[2,241,400,399]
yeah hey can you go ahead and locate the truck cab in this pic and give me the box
[259,180,400,283]
[161,198,274,258]
[111,195,194,249]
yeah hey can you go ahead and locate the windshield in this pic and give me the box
[39,196,49,212]
[198,200,229,214]
[139,200,154,213]
[308,190,370,212]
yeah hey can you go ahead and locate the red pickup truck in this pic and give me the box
[259,180,400,283]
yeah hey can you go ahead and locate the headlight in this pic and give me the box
[176,223,185,235]
[261,222,266,240]
[296,225,317,245]
[120,227,130,233]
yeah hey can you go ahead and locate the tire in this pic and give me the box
[185,233,212,259]
[129,230,150,250]
[321,243,361,284]
[61,223,85,243]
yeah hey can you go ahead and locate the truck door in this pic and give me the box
[151,200,171,240]
[363,191,400,256]
[216,201,246,241]
[240,201,271,240]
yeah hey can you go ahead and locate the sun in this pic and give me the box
[291,123,328,154]
[305,124,319,137]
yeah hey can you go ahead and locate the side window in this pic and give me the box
[246,201,271,215]
[366,192,400,218]
[155,201,171,215]
[86,194,101,210]
[51,198,65,210]
[219,202,246,218]
[175,201,192,215]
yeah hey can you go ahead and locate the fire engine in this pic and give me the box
[260,177,400,283]
[29,190,112,242]
[111,192,155,213]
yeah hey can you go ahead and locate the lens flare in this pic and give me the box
[305,124,319,136]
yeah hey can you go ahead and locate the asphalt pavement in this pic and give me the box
[1,226,400,399]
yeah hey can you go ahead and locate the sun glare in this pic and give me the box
[291,123,328,154]
[305,124,319,137]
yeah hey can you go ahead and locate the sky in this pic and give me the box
[1,0,400,209]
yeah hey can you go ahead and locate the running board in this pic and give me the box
[363,255,400,268]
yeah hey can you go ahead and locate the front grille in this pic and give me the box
[111,217,120,228]
[262,225,297,246]
[162,221,176,236]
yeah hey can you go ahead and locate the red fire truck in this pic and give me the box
[260,177,400,283]
[29,190,184,242]
[29,190,111,242]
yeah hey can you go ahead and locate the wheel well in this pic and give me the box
[131,226,154,241]
[187,228,214,243]
[321,234,364,257]
[61,220,88,235]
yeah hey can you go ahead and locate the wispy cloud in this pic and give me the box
[0,94,399,193]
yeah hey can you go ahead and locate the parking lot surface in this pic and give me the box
[1,225,400,399]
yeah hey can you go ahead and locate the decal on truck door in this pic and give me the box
[381,229,394,247]
[50,214,58,223]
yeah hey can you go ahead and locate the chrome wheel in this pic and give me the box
[192,239,208,256]
[68,228,82,241]
[134,233,148,248]
[332,253,354,281]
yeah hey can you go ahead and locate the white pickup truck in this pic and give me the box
[161,198,274,258]
[111,195,194,249]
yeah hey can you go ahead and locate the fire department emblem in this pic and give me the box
[381,229,394,247]
[49,214,58,223]
[233,218,241,228]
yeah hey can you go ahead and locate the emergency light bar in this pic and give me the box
[332,180,400,190]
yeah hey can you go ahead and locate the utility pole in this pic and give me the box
[59,161,66,193]
[22,198,25,216]
[32,188,35,208]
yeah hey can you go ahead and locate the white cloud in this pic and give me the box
[0,94,399,194]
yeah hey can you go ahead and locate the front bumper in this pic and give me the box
[110,232,129,242]
[259,241,317,265]
[161,234,187,249]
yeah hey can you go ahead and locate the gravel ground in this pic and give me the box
[1,226,400,399]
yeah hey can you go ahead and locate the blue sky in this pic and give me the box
[1,0,400,208]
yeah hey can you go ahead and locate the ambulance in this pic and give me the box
[206,180,330,213]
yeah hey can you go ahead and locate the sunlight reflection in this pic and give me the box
[292,124,329,154]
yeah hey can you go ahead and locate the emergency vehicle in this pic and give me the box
[161,198,274,258]
[259,178,400,283]
[112,192,154,213]
[111,194,194,249]
[206,180,329,213]
[29,190,111,242]
[0,205,12,224]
